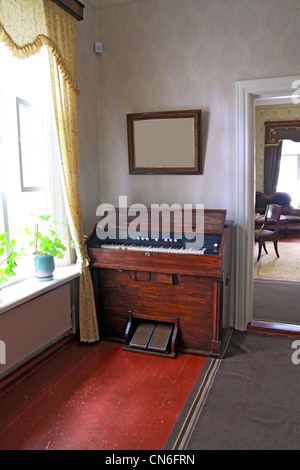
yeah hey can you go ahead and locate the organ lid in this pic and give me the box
[96,208,226,234]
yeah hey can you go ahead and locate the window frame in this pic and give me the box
[16,97,50,193]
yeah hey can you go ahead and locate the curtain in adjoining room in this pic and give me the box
[264,120,300,196]
[263,141,282,195]
[0,0,99,342]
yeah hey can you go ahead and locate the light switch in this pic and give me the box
[94,42,102,54]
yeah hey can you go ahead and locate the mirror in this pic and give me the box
[127,110,202,175]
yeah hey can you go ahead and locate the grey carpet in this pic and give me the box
[253,279,300,324]
[165,330,300,450]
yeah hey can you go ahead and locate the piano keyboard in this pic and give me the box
[88,229,222,255]
[100,243,208,255]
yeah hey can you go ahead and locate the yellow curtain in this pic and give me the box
[0,0,99,342]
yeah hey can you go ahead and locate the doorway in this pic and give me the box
[235,76,300,333]
[253,107,300,326]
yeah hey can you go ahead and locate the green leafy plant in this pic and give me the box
[26,214,69,259]
[0,233,20,286]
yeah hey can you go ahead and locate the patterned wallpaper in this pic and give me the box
[77,0,300,233]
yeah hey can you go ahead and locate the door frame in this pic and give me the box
[235,75,300,330]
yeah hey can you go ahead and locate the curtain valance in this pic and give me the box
[0,0,79,94]
[265,120,300,147]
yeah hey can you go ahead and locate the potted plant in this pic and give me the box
[26,215,69,281]
[0,233,20,288]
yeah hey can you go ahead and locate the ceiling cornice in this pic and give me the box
[88,0,143,7]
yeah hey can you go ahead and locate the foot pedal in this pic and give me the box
[148,323,174,353]
[129,321,156,349]
[124,312,179,358]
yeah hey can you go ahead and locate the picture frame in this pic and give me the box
[127,109,202,175]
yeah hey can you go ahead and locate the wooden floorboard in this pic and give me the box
[0,336,206,450]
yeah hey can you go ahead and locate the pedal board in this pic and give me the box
[123,312,179,358]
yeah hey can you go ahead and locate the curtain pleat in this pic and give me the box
[48,53,99,342]
[0,0,99,342]
[263,141,283,195]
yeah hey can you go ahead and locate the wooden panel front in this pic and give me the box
[88,246,223,278]
[92,267,221,355]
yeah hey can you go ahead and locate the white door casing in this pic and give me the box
[235,75,300,330]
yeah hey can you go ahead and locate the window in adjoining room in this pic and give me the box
[277,140,300,208]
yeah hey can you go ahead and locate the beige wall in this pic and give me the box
[77,2,100,234]
[77,0,300,234]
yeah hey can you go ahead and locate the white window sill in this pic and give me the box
[0,264,80,315]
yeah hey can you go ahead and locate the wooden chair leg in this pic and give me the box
[257,242,262,261]
[263,241,268,254]
[273,240,280,258]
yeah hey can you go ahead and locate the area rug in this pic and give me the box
[254,242,300,281]
[165,330,300,450]
[163,357,222,450]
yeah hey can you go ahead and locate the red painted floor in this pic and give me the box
[0,338,206,450]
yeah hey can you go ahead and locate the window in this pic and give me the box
[277,140,300,208]
[0,42,69,284]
